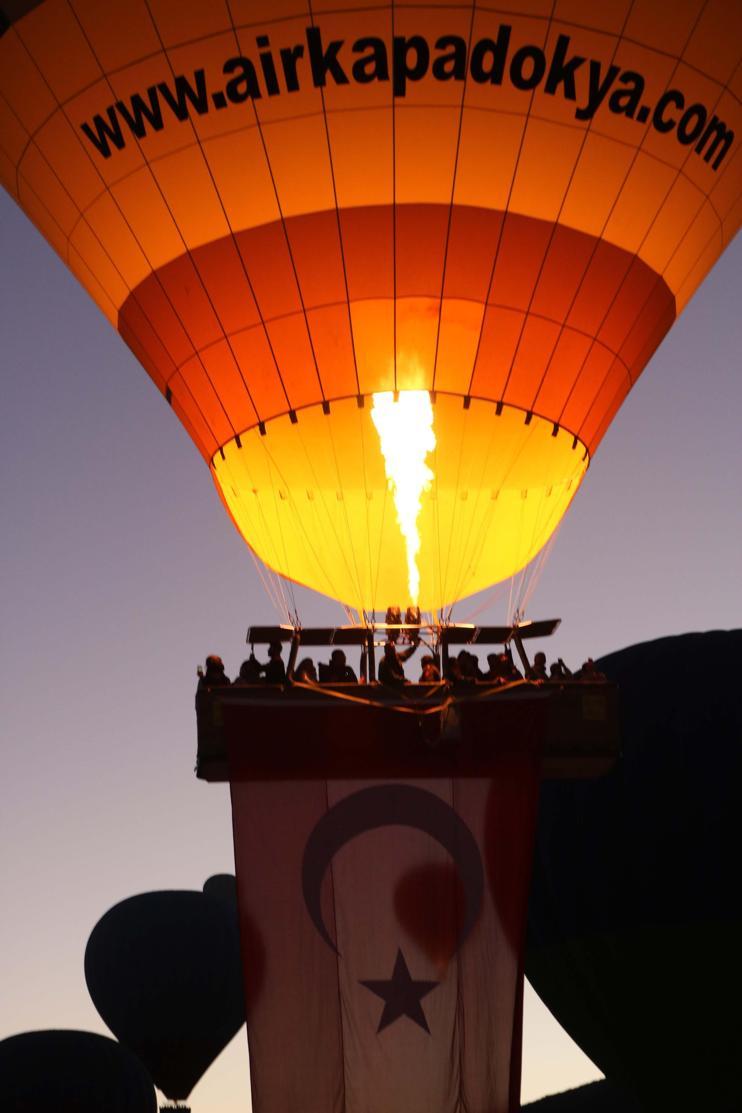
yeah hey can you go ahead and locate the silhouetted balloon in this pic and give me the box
[203,872,239,906]
[527,631,742,1113]
[0,1030,156,1112]
[85,876,248,1101]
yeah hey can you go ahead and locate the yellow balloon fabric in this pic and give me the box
[215,396,587,610]
[1,1,740,610]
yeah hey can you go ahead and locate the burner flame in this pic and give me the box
[371,391,436,604]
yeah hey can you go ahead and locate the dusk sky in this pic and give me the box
[1,183,739,1110]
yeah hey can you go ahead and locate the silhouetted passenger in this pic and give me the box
[322,649,357,683]
[576,657,607,682]
[260,640,286,684]
[456,650,483,683]
[484,652,504,683]
[378,640,417,686]
[419,655,441,682]
[444,654,462,683]
[549,657,573,680]
[385,606,402,642]
[199,655,231,688]
[294,657,317,683]
[233,655,262,685]
[527,651,548,682]
[484,651,521,683]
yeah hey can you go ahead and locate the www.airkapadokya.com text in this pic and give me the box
[81,25,734,172]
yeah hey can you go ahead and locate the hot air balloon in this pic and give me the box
[2,5,740,1113]
[526,630,742,1113]
[84,876,247,1105]
[0,1030,157,1113]
[1,1,739,614]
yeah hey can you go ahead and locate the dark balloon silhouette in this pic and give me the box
[527,631,742,1113]
[0,1030,156,1112]
[85,875,248,1101]
[522,1080,638,1110]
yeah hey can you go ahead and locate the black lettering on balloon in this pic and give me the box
[306,26,349,87]
[469,25,511,85]
[544,34,585,101]
[510,45,546,91]
[695,116,735,170]
[653,89,683,133]
[256,35,280,96]
[77,22,735,173]
[223,56,262,103]
[392,35,430,97]
[677,104,707,145]
[352,37,390,84]
[608,71,645,118]
[432,35,467,82]
[575,59,620,121]
[280,45,305,92]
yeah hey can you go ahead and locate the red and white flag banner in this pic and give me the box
[227,707,542,1113]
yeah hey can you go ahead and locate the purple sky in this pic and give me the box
[0,186,739,1108]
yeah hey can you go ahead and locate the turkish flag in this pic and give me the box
[226,702,542,1113]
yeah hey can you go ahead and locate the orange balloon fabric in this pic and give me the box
[1,1,740,610]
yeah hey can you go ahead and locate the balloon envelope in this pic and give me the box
[85,878,245,1100]
[1,2,740,609]
[0,1030,157,1113]
[527,631,742,1112]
